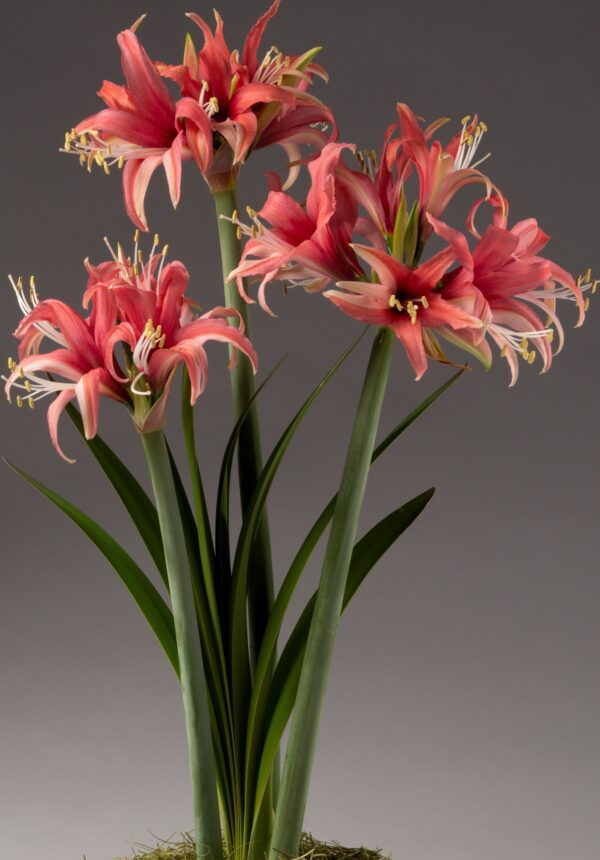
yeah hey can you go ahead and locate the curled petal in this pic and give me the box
[75,367,104,441]
[47,389,77,463]
[175,97,213,171]
[122,155,163,231]
[162,131,184,208]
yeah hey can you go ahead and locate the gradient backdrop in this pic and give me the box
[1,1,599,858]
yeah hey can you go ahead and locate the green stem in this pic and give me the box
[142,429,222,860]
[269,327,394,860]
[212,186,275,670]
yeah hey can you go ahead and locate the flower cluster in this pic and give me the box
[4,236,257,461]
[228,105,592,383]
[62,2,333,230]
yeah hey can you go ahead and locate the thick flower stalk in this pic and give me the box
[62,2,334,229]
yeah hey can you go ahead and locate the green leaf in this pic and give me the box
[215,358,287,600]
[66,404,168,587]
[229,331,366,821]
[244,369,464,820]
[252,488,435,829]
[4,458,178,675]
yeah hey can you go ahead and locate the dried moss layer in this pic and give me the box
[116,833,390,860]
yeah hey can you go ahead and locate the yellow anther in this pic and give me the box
[28,397,35,410]
[461,115,471,125]
[208,96,219,114]
[134,229,140,243]
[500,345,508,358]
[421,295,429,309]
[406,300,418,324]
[118,156,125,169]
[236,226,242,240]
[258,222,264,235]
[16,395,23,408]
[24,380,31,393]
[585,267,592,282]
[246,206,257,219]
[251,225,257,239]
[592,281,598,294]
[479,120,488,133]
[153,233,160,245]
[585,297,590,312]
[133,264,139,276]
[527,351,536,365]
[232,209,238,221]
[547,330,554,343]
[79,153,86,166]
[158,335,166,348]
[80,134,88,146]
[64,133,72,152]
[106,143,112,156]
[103,161,110,175]
[19,365,24,379]
[521,337,529,352]
[162,244,169,257]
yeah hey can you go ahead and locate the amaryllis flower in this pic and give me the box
[324,243,483,380]
[228,143,362,313]
[4,238,258,461]
[429,205,587,384]
[158,0,334,188]
[4,275,127,462]
[335,104,501,251]
[63,3,333,230]
[64,24,204,232]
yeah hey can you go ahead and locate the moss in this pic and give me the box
[116,833,390,860]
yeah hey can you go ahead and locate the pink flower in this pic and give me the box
[336,104,502,249]
[159,1,334,189]
[429,203,588,384]
[324,243,482,380]
[64,4,334,229]
[4,238,258,461]
[65,26,205,232]
[228,143,362,313]
[4,275,127,462]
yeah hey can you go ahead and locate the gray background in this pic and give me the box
[1,1,599,858]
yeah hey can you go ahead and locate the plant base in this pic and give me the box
[116,833,390,860]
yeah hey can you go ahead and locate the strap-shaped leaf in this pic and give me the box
[250,488,435,827]
[215,359,287,600]
[167,442,238,829]
[229,332,366,761]
[5,459,178,675]
[66,404,168,587]
[244,369,464,818]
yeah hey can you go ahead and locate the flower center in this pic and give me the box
[388,294,429,324]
